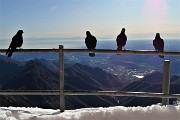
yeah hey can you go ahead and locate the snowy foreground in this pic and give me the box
[0,105,180,120]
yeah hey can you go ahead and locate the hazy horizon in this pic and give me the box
[0,38,179,50]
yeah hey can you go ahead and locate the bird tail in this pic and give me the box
[7,50,13,58]
[6,47,10,55]
[117,46,122,51]
[159,50,164,58]
[117,46,122,55]
[6,47,15,58]
[89,53,95,57]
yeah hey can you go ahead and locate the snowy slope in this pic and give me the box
[0,105,180,120]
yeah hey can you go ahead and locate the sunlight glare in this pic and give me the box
[143,0,168,24]
[142,0,169,34]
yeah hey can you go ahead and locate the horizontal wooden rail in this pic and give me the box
[64,49,180,56]
[0,90,180,99]
[0,49,180,56]
[0,46,180,111]
[0,49,58,53]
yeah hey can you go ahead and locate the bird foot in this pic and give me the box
[117,47,122,51]
[159,55,164,58]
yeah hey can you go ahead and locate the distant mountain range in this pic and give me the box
[0,55,24,85]
[0,55,179,109]
[0,55,122,109]
[119,72,180,106]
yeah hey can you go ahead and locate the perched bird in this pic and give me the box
[153,33,164,58]
[85,31,97,57]
[116,28,127,50]
[6,30,24,58]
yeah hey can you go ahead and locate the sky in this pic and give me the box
[0,0,180,40]
[0,104,180,120]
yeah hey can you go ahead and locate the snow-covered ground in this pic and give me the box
[0,105,180,120]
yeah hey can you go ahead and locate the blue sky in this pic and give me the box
[0,0,180,40]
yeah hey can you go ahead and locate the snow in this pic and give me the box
[0,105,180,120]
[133,75,144,79]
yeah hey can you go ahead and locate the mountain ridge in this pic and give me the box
[0,55,179,109]
[0,56,122,109]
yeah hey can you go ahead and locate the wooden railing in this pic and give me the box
[0,45,180,112]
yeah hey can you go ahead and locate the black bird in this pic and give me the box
[85,31,97,57]
[153,33,164,58]
[6,30,24,58]
[116,28,127,50]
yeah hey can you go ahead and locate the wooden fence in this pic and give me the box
[0,45,180,112]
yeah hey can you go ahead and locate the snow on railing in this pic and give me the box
[0,45,180,112]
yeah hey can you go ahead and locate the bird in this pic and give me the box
[116,28,127,50]
[153,33,164,58]
[85,31,97,57]
[6,30,24,58]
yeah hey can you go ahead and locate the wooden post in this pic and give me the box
[162,60,171,105]
[59,45,65,112]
